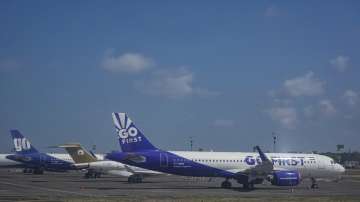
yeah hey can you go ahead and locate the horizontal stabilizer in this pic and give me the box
[57,143,97,163]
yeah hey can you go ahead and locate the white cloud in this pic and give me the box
[343,90,358,106]
[330,55,350,72]
[268,107,298,129]
[135,69,218,98]
[101,51,153,73]
[265,5,279,17]
[213,119,235,127]
[319,99,336,116]
[284,71,325,97]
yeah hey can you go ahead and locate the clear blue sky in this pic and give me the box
[1,1,359,153]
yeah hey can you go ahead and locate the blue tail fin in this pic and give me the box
[112,113,157,152]
[10,129,39,154]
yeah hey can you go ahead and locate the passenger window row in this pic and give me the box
[191,159,243,163]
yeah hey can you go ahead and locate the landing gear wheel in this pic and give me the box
[128,175,143,183]
[221,180,232,189]
[135,177,142,183]
[23,168,33,174]
[243,183,254,190]
[84,172,93,178]
[310,177,318,189]
[33,168,44,175]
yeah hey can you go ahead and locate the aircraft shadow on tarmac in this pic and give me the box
[79,185,298,192]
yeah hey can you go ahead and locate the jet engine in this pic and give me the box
[270,171,301,186]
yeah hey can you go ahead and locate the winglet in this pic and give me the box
[255,145,271,163]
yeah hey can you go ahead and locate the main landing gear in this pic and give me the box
[311,177,319,189]
[84,172,101,178]
[242,182,254,190]
[221,179,232,189]
[23,168,33,174]
[128,174,143,183]
[23,168,44,175]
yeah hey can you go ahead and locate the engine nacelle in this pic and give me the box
[270,171,300,186]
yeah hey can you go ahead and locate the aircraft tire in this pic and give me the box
[23,168,33,174]
[94,173,101,178]
[128,175,143,183]
[243,183,254,190]
[136,176,142,183]
[221,180,232,189]
[84,172,92,178]
[33,168,44,175]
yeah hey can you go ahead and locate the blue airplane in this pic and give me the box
[106,113,345,189]
[5,130,75,174]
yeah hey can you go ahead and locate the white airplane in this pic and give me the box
[106,112,345,189]
[58,143,162,183]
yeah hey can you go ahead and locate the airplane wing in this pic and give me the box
[106,170,133,177]
[229,146,274,183]
[124,164,163,176]
[57,143,97,163]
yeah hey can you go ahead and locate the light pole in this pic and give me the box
[190,136,193,151]
[272,132,277,153]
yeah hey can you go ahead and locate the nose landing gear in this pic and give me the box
[221,179,232,189]
[310,177,318,189]
[128,174,143,183]
[242,182,254,190]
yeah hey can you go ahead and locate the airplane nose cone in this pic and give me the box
[339,165,345,173]
[336,164,345,173]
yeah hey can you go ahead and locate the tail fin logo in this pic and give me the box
[13,138,31,152]
[77,149,85,156]
[113,113,141,144]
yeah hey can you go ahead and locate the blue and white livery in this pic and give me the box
[106,112,345,189]
[6,130,75,174]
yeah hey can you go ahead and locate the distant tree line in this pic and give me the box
[321,151,360,164]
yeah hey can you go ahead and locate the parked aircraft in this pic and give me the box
[106,113,345,189]
[5,130,74,174]
[58,143,162,182]
[0,154,22,168]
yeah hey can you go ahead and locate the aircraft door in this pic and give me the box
[160,153,168,167]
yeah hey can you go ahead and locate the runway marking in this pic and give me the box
[0,181,94,197]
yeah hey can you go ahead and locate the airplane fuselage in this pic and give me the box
[5,153,75,172]
[107,150,345,180]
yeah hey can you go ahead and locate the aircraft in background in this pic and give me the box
[0,153,22,168]
[58,143,162,182]
[5,130,75,174]
[106,112,345,189]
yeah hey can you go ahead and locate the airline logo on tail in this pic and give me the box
[77,149,85,156]
[112,113,142,144]
[13,138,31,152]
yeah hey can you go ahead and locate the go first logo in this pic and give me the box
[13,138,31,152]
[115,114,142,144]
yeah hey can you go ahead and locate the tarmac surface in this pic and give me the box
[0,168,360,202]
